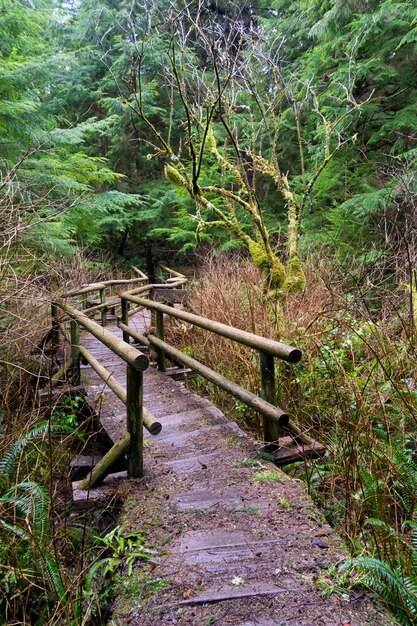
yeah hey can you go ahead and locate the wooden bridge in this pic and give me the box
[45,267,390,626]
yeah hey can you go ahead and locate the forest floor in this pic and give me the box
[75,312,396,626]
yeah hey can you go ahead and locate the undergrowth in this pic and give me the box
[164,253,417,624]
[0,395,156,625]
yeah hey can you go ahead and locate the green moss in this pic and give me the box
[282,255,306,295]
[248,240,269,271]
[248,240,286,290]
[165,164,187,188]
[270,258,287,289]
[205,127,217,153]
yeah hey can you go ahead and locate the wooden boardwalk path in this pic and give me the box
[75,311,391,626]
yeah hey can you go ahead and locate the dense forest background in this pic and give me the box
[3,0,416,271]
[2,0,417,624]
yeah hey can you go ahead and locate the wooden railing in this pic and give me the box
[50,265,184,489]
[49,263,313,489]
[118,291,310,446]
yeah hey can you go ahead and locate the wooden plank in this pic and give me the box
[273,438,326,466]
[170,488,243,512]
[165,366,196,380]
[176,583,287,606]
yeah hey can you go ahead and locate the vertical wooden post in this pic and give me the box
[100,288,106,326]
[81,292,87,310]
[109,285,115,316]
[70,319,80,386]
[121,297,130,344]
[126,365,143,478]
[156,310,166,372]
[260,351,279,443]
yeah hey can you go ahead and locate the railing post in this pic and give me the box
[156,310,166,372]
[260,351,279,443]
[126,365,143,478]
[100,288,106,326]
[121,296,130,344]
[70,319,81,386]
[81,292,87,310]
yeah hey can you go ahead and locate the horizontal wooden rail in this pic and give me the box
[55,300,148,371]
[132,265,148,280]
[101,277,147,286]
[118,323,149,346]
[126,284,153,297]
[64,282,106,297]
[118,321,313,446]
[159,264,186,278]
[78,345,160,435]
[128,279,187,297]
[62,267,147,299]
[122,294,301,363]
[118,322,290,425]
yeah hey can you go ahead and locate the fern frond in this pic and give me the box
[43,552,66,602]
[0,422,70,480]
[0,517,30,540]
[342,556,417,624]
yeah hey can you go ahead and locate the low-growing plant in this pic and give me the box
[0,421,70,624]
[86,525,156,584]
[340,516,417,625]
[254,469,286,483]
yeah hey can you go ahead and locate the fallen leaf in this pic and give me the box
[182,588,193,598]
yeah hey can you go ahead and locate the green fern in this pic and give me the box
[341,519,417,625]
[0,421,70,483]
[0,422,69,617]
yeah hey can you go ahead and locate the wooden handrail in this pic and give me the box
[64,282,106,297]
[55,300,148,371]
[121,294,301,363]
[128,278,187,297]
[62,267,147,298]
[52,296,153,485]
[50,265,311,479]
[118,322,289,423]
[49,266,189,488]
[159,264,186,278]
[119,280,302,444]
[101,278,147,286]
